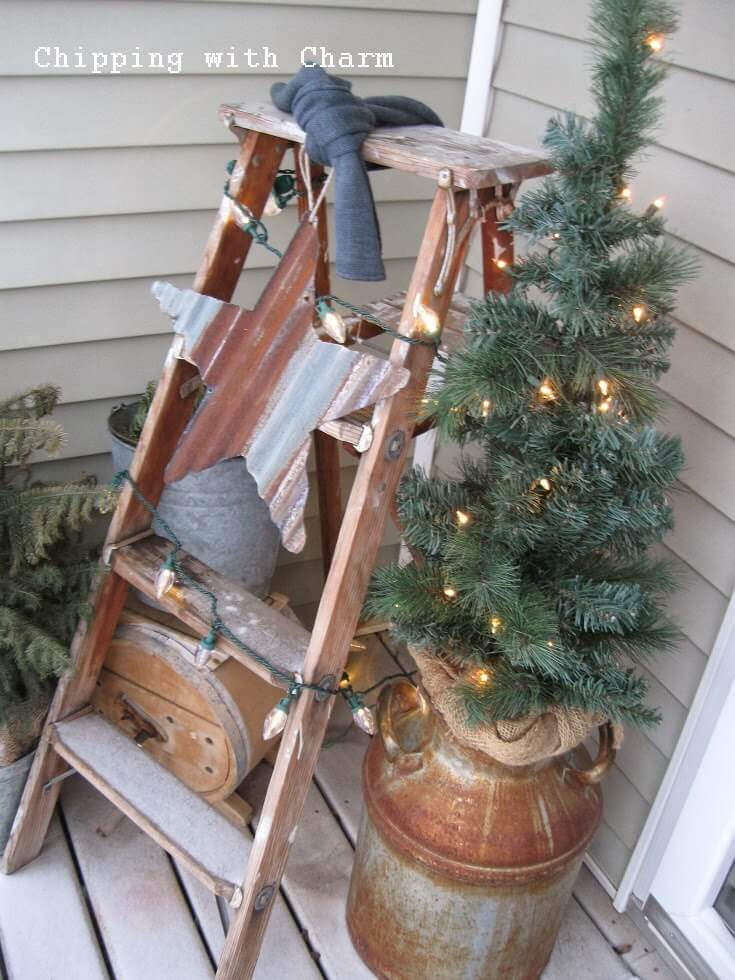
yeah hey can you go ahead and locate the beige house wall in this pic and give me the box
[0,0,477,605]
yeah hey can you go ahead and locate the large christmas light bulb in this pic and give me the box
[262,674,302,740]
[317,300,347,343]
[352,703,377,735]
[415,302,440,336]
[155,555,177,600]
[263,192,283,217]
[194,629,217,669]
[262,696,292,740]
[344,688,376,735]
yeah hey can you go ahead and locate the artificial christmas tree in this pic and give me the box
[350,3,696,976]
[368,0,695,739]
[0,385,114,756]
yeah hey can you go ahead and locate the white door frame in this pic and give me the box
[615,587,735,975]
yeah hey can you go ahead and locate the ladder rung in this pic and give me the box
[342,290,472,350]
[52,712,250,902]
[318,412,373,452]
[315,292,473,451]
[111,535,309,687]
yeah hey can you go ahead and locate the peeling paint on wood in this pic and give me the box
[221,102,552,189]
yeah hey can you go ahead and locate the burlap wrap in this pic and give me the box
[0,703,48,768]
[412,649,623,767]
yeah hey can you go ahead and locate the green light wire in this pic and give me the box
[223,167,444,360]
[111,470,415,703]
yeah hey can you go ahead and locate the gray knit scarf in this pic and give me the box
[271,66,443,281]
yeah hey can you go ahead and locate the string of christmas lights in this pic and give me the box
[111,470,416,739]
[223,166,444,356]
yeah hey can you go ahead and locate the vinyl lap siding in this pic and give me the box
[0,0,476,601]
[464,0,735,889]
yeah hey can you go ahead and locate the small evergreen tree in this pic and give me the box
[368,0,696,727]
[0,385,114,739]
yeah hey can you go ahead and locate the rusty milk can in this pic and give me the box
[346,679,614,980]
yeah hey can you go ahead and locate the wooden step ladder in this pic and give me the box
[3,102,549,979]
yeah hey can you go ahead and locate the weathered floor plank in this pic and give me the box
[173,862,226,964]
[176,855,322,979]
[0,813,108,980]
[544,899,634,980]
[61,777,213,980]
[245,764,375,980]
[0,630,662,980]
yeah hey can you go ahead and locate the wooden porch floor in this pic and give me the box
[0,638,675,980]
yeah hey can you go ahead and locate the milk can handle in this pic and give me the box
[567,722,616,784]
[378,679,432,767]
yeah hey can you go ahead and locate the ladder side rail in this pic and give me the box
[3,130,288,875]
[480,182,515,295]
[295,155,343,576]
[216,184,477,980]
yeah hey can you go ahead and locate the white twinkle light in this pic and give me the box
[538,380,556,401]
[645,33,665,52]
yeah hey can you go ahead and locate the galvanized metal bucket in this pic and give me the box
[347,679,614,980]
[110,403,280,598]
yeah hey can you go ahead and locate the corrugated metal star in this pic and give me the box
[153,219,409,553]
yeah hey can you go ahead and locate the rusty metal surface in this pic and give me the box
[347,684,603,980]
[152,219,409,553]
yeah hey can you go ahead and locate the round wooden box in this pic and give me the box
[92,619,281,808]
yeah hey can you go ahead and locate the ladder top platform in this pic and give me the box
[220,102,551,190]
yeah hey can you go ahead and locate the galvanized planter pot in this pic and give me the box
[347,680,613,980]
[109,403,280,598]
